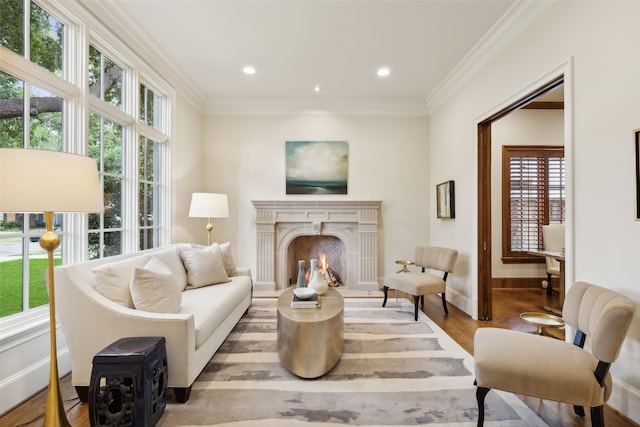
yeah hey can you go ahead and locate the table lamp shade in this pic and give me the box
[0,148,104,213]
[188,193,229,218]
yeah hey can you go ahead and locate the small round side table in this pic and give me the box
[520,312,565,335]
[395,260,414,273]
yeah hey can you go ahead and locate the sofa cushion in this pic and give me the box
[217,242,238,277]
[180,275,252,348]
[130,257,182,313]
[179,244,230,288]
[152,247,188,291]
[93,255,150,308]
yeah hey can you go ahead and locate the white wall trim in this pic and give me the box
[203,98,429,116]
[0,324,70,416]
[73,0,204,112]
[426,0,558,114]
[609,377,640,424]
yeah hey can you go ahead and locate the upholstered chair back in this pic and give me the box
[413,246,458,274]
[562,281,635,363]
[542,224,564,271]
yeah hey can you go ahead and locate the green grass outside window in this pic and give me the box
[0,258,61,317]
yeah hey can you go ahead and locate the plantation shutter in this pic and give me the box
[502,146,565,261]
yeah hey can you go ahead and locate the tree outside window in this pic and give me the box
[0,1,64,317]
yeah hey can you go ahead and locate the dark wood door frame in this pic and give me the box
[477,75,565,321]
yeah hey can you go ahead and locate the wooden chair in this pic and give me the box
[474,281,635,427]
[382,246,458,321]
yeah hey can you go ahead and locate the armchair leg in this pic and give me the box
[441,293,449,314]
[382,286,389,307]
[574,405,585,417]
[413,295,420,321]
[476,386,490,427]
[590,405,604,427]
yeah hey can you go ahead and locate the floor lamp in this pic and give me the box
[188,193,229,245]
[0,148,103,427]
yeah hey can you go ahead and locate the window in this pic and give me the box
[0,1,172,320]
[139,135,160,250]
[502,146,565,262]
[138,84,168,250]
[88,113,124,259]
[0,1,66,317]
[89,45,123,109]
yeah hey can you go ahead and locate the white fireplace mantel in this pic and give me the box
[251,200,382,292]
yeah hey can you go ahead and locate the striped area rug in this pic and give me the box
[158,298,548,426]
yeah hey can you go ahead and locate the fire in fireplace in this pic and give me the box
[288,235,344,287]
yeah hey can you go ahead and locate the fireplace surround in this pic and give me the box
[251,200,382,292]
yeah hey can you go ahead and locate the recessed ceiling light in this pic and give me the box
[377,67,390,77]
[314,85,321,93]
[243,66,256,75]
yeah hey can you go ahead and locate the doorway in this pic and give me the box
[477,75,565,320]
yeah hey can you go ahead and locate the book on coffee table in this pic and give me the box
[291,292,319,308]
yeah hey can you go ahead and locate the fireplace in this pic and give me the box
[251,200,382,292]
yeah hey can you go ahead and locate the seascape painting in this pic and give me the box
[286,141,348,194]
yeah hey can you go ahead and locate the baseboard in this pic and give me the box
[491,276,557,289]
[0,349,70,416]
[608,377,640,424]
[447,288,474,317]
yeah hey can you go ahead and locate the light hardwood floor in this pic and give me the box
[1,288,637,426]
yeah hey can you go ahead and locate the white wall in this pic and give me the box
[491,109,564,280]
[428,1,640,421]
[170,94,206,244]
[201,114,430,285]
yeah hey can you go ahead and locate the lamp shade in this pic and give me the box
[188,193,229,218]
[0,148,104,213]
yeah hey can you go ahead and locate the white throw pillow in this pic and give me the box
[130,257,181,313]
[152,247,189,291]
[216,242,238,277]
[93,256,150,308]
[179,245,230,288]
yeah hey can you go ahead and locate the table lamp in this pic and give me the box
[188,193,229,245]
[0,148,104,427]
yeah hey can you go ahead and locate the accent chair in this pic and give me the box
[474,281,635,427]
[382,246,458,321]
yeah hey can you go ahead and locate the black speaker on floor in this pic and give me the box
[89,336,167,427]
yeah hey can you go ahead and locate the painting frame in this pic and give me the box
[635,129,640,220]
[436,180,455,219]
[285,141,348,195]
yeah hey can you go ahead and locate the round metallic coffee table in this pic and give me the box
[520,312,565,335]
[277,287,344,378]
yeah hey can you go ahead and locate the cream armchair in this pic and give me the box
[542,223,564,296]
[382,246,458,321]
[474,282,635,427]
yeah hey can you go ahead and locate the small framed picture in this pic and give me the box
[635,128,640,220]
[436,180,455,219]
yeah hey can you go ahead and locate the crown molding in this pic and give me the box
[78,1,205,112]
[426,0,558,114]
[204,98,429,116]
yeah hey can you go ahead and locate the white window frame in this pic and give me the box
[0,0,173,321]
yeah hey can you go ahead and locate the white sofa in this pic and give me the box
[53,243,252,403]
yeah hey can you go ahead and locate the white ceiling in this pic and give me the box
[94,0,516,110]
